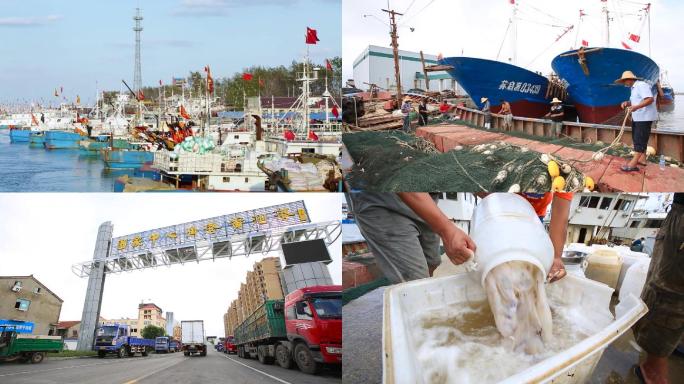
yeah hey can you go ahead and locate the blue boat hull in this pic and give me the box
[103,150,154,169]
[29,132,46,147]
[9,129,31,143]
[439,57,552,117]
[551,47,659,124]
[44,131,85,149]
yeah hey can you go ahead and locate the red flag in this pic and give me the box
[326,59,333,71]
[242,73,253,81]
[205,65,214,94]
[284,130,295,141]
[138,90,145,100]
[509,0,515,4]
[307,130,319,141]
[579,9,586,17]
[306,27,319,44]
[581,40,589,47]
[621,41,632,50]
[331,105,339,118]
[629,33,641,43]
[179,105,191,119]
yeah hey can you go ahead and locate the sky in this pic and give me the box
[0,0,341,104]
[343,0,683,90]
[0,193,343,337]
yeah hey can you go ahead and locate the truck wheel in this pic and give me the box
[257,346,274,365]
[294,344,319,375]
[275,344,293,369]
[97,351,106,358]
[117,347,127,358]
[142,348,149,357]
[30,352,45,364]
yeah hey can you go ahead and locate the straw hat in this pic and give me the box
[550,97,562,104]
[614,70,639,84]
[480,97,488,103]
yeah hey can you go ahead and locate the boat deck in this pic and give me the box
[416,124,684,192]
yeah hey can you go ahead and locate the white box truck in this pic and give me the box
[181,320,206,357]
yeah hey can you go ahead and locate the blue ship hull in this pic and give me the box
[44,131,85,149]
[103,150,154,169]
[29,132,46,147]
[551,47,659,124]
[438,57,552,117]
[9,129,31,143]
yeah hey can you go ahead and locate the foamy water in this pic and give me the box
[412,297,594,384]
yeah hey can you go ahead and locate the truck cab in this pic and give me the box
[223,335,237,354]
[0,324,63,364]
[155,336,170,353]
[94,324,153,358]
[284,285,342,373]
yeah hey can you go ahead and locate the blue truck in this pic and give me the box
[93,324,154,358]
[154,336,179,353]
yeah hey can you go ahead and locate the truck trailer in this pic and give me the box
[0,325,63,364]
[93,324,154,358]
[181,320,206,357]
[234,285,342,374]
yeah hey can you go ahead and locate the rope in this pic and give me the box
[451,151,489,192]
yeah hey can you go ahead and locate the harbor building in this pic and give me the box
[352,45,458,92]
[0,275,63,335]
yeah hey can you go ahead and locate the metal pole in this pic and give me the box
[382,9,404,101]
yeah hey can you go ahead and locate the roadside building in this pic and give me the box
[0,275,63,335]
[56,317,107,350]
[173,324,182,340]
[108,303,166,337]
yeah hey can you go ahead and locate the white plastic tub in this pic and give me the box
[383,273,647,384]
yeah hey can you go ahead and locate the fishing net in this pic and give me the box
[343,131,589,192]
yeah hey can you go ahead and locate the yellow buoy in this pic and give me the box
[584,176,595,191]
[548,161,560,178]
[552,176,566,192]
[646,146,656,156]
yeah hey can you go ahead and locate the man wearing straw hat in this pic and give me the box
[543,98,564,138]
[400,96,413,133]
[615,70,657,172]
[480,97,491,129]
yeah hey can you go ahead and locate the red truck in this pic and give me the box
[223,335,237,354]
[234,285,342,374]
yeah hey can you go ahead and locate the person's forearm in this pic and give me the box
[549,196,570,259]
[397,193,452,236]
[633,97,654,110]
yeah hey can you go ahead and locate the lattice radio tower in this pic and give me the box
[133,8,143,94]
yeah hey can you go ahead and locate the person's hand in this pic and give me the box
[440,226,476,265]
[620,101,630,109]
[547,257,567,283]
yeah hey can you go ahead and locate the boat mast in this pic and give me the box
[303,49,310,138]
[601,0,610,47]
[382,8,403,101]
[647,3,651,57]
[511,0,518,65]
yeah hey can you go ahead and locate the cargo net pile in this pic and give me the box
[343,131,591,192]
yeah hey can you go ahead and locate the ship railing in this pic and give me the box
[455,106,684,161]
[153,151,229,174]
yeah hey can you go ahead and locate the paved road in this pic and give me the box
[0,348,341,384]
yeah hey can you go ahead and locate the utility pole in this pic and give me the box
[382,9,403,101]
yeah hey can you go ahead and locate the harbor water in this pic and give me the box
[656,101,684,132]
[0,131,121,192]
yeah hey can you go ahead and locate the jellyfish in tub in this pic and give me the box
[484,260,553,354]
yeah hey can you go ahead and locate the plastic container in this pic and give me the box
[469,193,554,286]
[616,258,651,318]
[584,249,623,289]
[615,250,649,292]
[383,273,647,384]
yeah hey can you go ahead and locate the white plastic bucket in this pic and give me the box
[383,273,647,384]
[470,193,554,286]
[585,249,623,289]
[616,258,651,318]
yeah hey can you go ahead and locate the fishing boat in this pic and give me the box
[44,130,88,149]
[103,147,155,169]
[551,47,659,124]
[656,72,675,112]
[437,1,569,117]
[29,131,46,147]
[439,57,555,117]
[551,1,660,124]
[8,127,32,143]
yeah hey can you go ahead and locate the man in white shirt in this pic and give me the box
[615,70,658,172]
